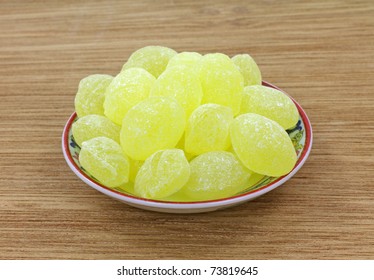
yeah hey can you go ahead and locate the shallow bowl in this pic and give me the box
[62,81,312,213]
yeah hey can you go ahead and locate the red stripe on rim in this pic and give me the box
[62,81,313,205]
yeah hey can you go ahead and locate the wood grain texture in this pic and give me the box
[1,0,373,259]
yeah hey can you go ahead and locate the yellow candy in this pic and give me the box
[104,68,156,125]
[199,53,244,115]
[122,46,177,77]
[185,104,233,155]
[167,52,202,68]
[150,65,203,118]
[232,54,262,86]
[120,97,185,161]
[230,113,297,177]
[182,151,251,201]
[79,137,130,188]
[72,114,121,147]
[74,74,113,118]
[134,149,190,199]
[240,85,299,129]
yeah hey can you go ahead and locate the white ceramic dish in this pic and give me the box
[62,81,312,213]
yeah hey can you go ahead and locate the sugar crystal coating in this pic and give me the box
[167,52,202,69]
[199,53,244,115]
[120,97,186,161]
[182,151,251,201]
[150,65,203,118]
[79,137,130,188]
[72,114,120,147]
[230,113,297,177]
[74,74,113,117]
[185,104,233,155]
[104,68,156,125]
[232,54,262,86]
[135,149,190,199]
[122,46,177,78]
[240,85,299,129]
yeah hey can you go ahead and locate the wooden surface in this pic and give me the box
[1,0,373,260]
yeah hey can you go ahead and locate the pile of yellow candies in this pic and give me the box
[73,46,299,201]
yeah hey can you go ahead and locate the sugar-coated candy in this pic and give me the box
[79,137,130,188]
[150,65,203,118]
[135,149,190,199]
[122,46,177,78]
[230,113,297,177]
[120,97,185,161]
[185,104,233,155]
[240,85,299,129]
[232,54,262,86]
[167,52,202,68]
[199,53,244,115]
[182,151,251,201]
[104,68,155,125]
[74,74,113,117]
[72,114,120,147]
